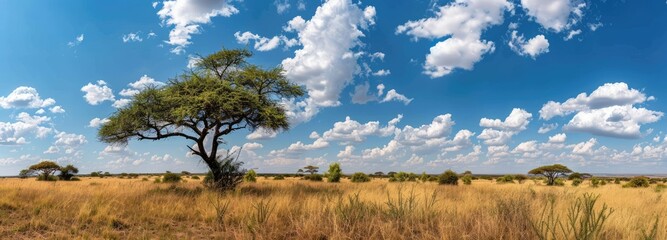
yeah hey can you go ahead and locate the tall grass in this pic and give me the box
[0,177,664,239]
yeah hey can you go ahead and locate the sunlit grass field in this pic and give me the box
[0,176,665,239]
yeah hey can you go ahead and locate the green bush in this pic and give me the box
[162,172,182,183]
[590,177,600,187]
[37,175,58,181]
[496,175,514,184]
[572,178,583,186]
[350,172,371,183]
[154,178,161,183]
[273,175,285,180]
[438,170,459,185]
[614,178,621,184]
[244,169,257,182]
[513,174,527,183]
[327,163,342,183]
[304,174,323,181]
[191,175,200,180]
[624,176,650,188]
[419,172,430,182]
[461,175,472,185]
[554,178,565,186]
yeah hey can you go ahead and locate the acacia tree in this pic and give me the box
[29,161,61,181]
[98,49,303,190]
[528,164,573,186]
[59,164,79,181]
[303,165,319,175]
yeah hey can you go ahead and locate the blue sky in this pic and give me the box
[1,0,667,176]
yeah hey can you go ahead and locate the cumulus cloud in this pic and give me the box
[280,0,376,124]
[46,132,87,155]
[157,0,239,54]
[478,108,532,145]
[380,89,413,105]
[0,112,52,145]
[351,83,411,105]
[520,0,585,32]
[538,123,558,134]
[233,31,298,51]
[548,133,567,143]
[508,31,550,58]
[89,118,110,128]
[0,87,56,109]
[540,82,662,138]
[49,106,65,113]
[114,75,165,108]
[81,80,115,105]
[396,0,512,78]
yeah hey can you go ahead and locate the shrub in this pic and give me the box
[90,172,100,177]
[496,175,514,184]
[58,164,79,181]
[303,174,323,181]
[244,169,257,182]
[273,175,285,180]
[572,178,583,186]
[154,178,162,183]
[191,175,200,180]
[590,177,600,187]
[162,172,182,183]
[37,175,58,181]
[419,172,430,182]
[461,175,472,185]
[614,178,621,184]
[554,178,565,186]
[350,172,370,183]
[142,177,148,181]
[438,170,459,185]
[327,163,342,183]
[428,176,438,182]
[514,174,528,183]
[624,176,650,188]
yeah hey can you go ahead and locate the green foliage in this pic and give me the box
[162,172,182,183]
[640,216,660,240]
[461,175,472,185]
[514,174,528,183]
[28,161,61,181]
[438,170,459,185]
[303,174,323,181]
[18,169,33,179]
[303,165,319,175]
[613,178,621,184]
[350,172,371,183]
[532,193,613,240]
[191,175,200,180]
[388,172,417,182]
[624,176,650,188]
[590,177,600,188]
[554,178,565,186]
[273,175,285,180]
[419,172,430,182]
[529,164,573,186]
[90,172,100,177]
[58,164,79,181]
[496,175,515,184]
[244,169,257,183]
[572,178,583,187]
[181,171,191,176]
[326,163,342,183]
[98,48,304,191]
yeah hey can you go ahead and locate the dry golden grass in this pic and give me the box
[0,176,665,239]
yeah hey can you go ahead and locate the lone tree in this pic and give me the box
[303,165,319,175]
[326,163,342,183]
[58,164,79,181]
[28,161,61,181]
[528,164,573,186]
[98,49,303,190]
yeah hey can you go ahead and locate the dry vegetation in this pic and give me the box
[0,176,665,239]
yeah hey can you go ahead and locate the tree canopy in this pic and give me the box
[59,164,79,181]
[98,48,304,190]
[28,161,61,181]
[528,164,573,186]
[303,165,319,175]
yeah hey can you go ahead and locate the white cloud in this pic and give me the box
[35,109,45,115]
[508,31,550,58]
[478,108,532,145]
[68,34,84,47]
[246,127,278,140]
[81,80,115,105]
[572,138,596,155]
[380,89,413,105]
[370,52,385,61]
[321,115,402,142]
[548,133,567,143]
[280,0,376,124]
[0,87,56,109]
[274,0,290,14]
[350,82,377,104]
[538,123,558,134]
[157,0,239,54]
[89,118,110,128]
[233,31,298,51]
[0,112,52,145]
[372,69,391,76]
[152,2,158,8]
[588,22,603,31]
[112,99,132,109]
[49,106,65,113]
[122,32,143,42]
[564,29,581,41]
[396,0,512,78]
[540,82,661,139]
[49,131,87,155]
[520,0,585,32]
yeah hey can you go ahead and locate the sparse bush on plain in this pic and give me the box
[514,174,527,184]
[327,163,342,183]
[624,176,650,188]
[572,178,583,186]
[497,175,514,184]
[191,175,200,180]
[162,172,182,183]
[591,177,600,187]
[244,169,257,183]
[273,175,285,180]
[438,170,458,185]
[303,174,323,181]
[350,172,370,183]
[462,175,472,185]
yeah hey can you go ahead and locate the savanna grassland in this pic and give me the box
[0,176,665,240]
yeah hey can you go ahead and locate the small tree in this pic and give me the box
[419,172,430,182]
[326,163,342,183]
[461,175,472,185]
[244,169,257,182]
[28,161,61,181]
[58,164,79,181]
[303,165,319,175]
[162,172,182,183]
[438,170,459,185]
[624,176,650,188]
[19,169,33,179]
[514,174,527,184]
[373,171,384,177]
[296,169,304,176]
[181,171,191,176]
[528,164,573,186]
